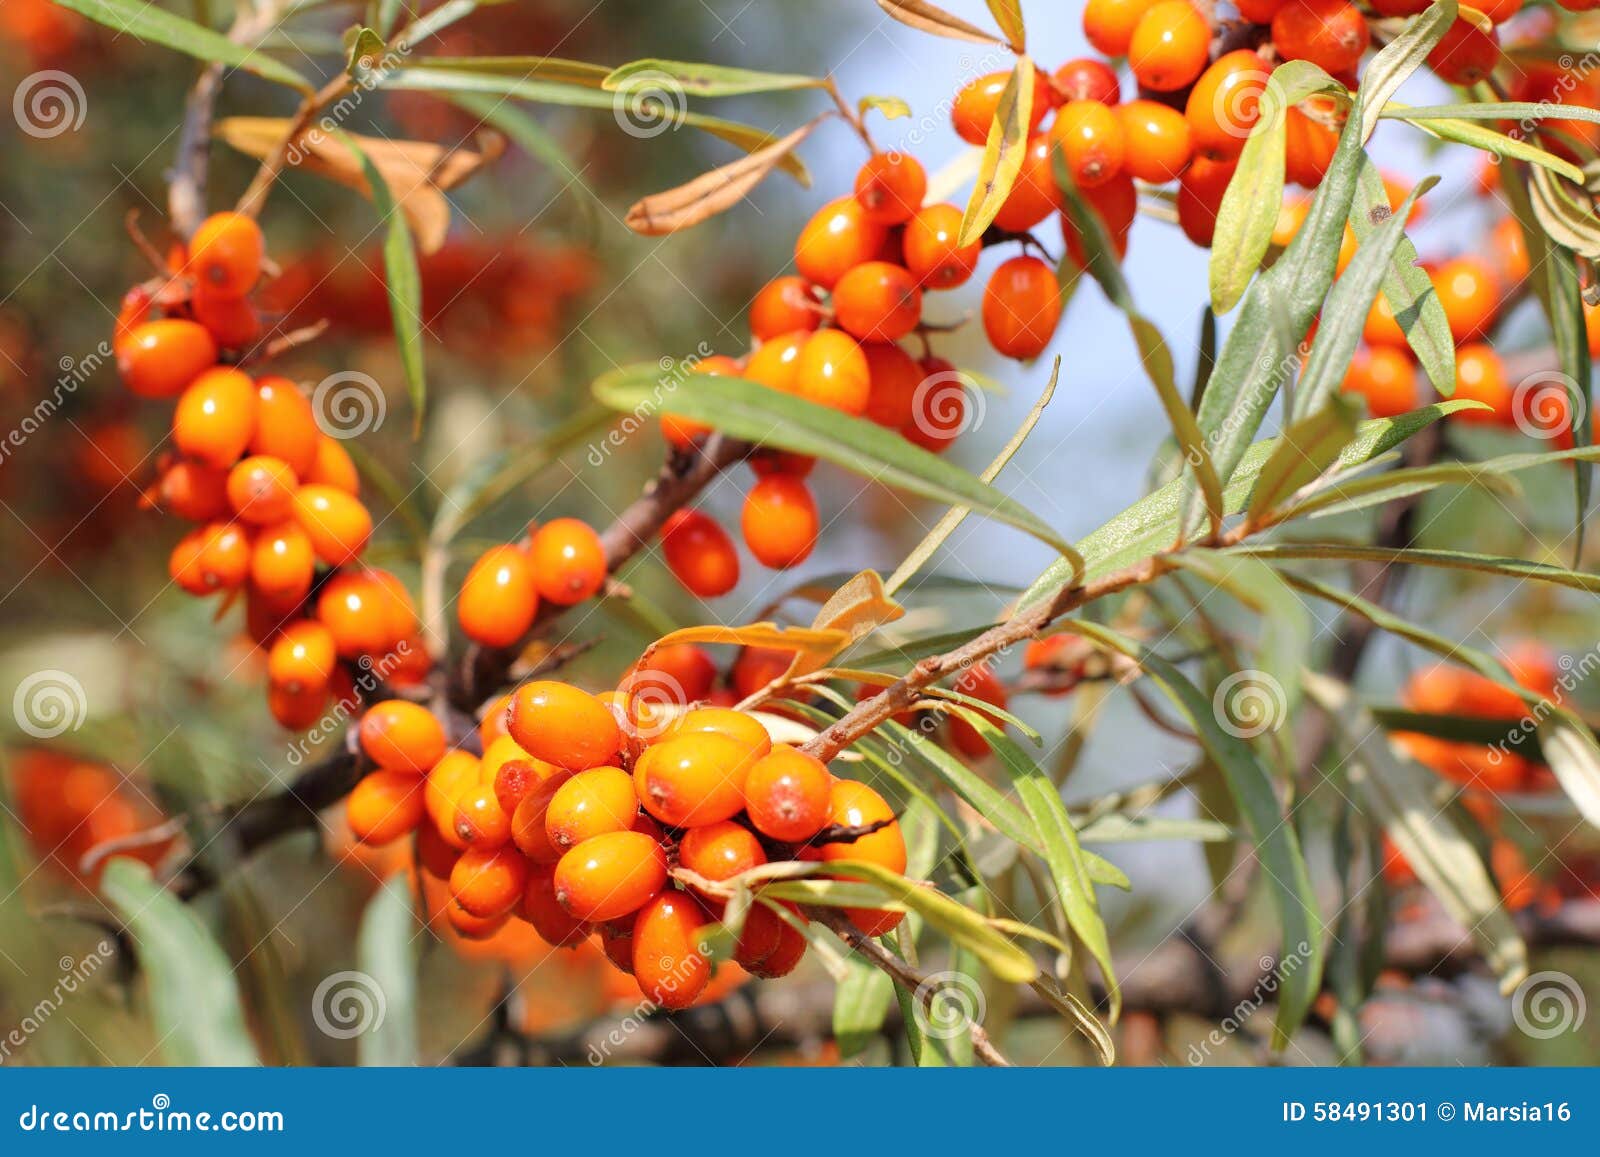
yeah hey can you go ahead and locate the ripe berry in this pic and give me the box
[730,647,796,701]
[267,682,328,730]
[184,521,249,591]
[634,732,758,827]
[1285,102,1341,187]
[458,544,538,648]
[346,770,424,845]
[1453,343,1512,424]
[1128,1,1212,93]
[750,277,821,341]
[417,821,460,880]
[992,135,1062,232]
[553,830,668,922]
[545,766,637,850]
[492,753,548,817]
[452,783,512,849]
[632,890,713,1009]
[267,620,336,694]
[1053,100,1127,189]
[316,571,391,657]
[305,436,360,494]
[741,474,819,569]
[1185,50,1269,159]
[1236,0,1288,18]
[1177,154,1238,247]
[1054,58,1121,104]
[1432,256,1500,341]
[359,700,446,774]
[290,484,372,565]
[794,197,886,289]
[853,152,927,225]
[901,356,969,453]
[793,329,871,414]
[118,319,217,399]
[174,367,257,468]
[744,330,807,393]
[951,71,1049,146]
[818,779,907,936]
[250,520,314,601]
[631,643,718,704]
[510,772,571,863]
[950,662,1009,756]
[744,746,831,842]
[153,459,230,522]
[1490,215,1530,285]
[1272,0,1370,75]
[833,262,922,342]
[903,204,982,289]
[521,863,590,945]
[507,680,623,771]
[424,750,482,840]
[660,509,740,597]
[744,911,808,978]
[191,284,261,350]
[982,256,1061,359]
[529,517,606,606]
[1083,0,1161,57]
[249,377,319,477]
[450,845,530,918]
[862,341,922,429]
[678,820,767,885]
[444,905,508,941]
[226,455,297,524]
[1364,293,1407,348]
[1427,19,1499,85]
[665,707,774,761]
[1117,100,1193,183]
[1342,346,1418,418]
[189,211,265,298]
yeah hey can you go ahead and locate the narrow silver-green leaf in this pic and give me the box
[959,56,1035,246]
[52,0,311,90]
[603,58,826,96]
[355,875,418,1066]
[1245,395,1363,523]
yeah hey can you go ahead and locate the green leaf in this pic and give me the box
[834,958,896,1058]
[1244,395,1363,524]
[603,59,826,96]
[1379,104,1588,184]
[959,56,1035,247]
[52,0,312,90]
[594,364,1082,567]
[356,875,419,1065]
[1233,541,1600,593]
[1380,100,1600,128]
[394,54,610,86]
[1303,673,1527,991]
[345,26,387,78]
[101,860,260,1066]
[1534,716,1600,832]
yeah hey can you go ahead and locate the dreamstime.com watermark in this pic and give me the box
[913,969,987,1042]
[17,1095,283,1135]
[1185,940,1314,1065]
[612,70,688,139]
[1212,669,1289,740]
[0,342,112,467]
[1486,646,1600,768]
[311,970,387,1040]
[1511,970,1587,1040]
[285,39,415,167]
[13,70,86,139]
[587,343,714,466]
[284,642,413,767]
[1,941,114,1063]
[312,370,386,439]
[11,669,88,740]
[586,934,723,1064]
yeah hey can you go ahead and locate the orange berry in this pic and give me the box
[1083,0,1161,57]
[250,519,314,601]
[478,693,514,748]
[679,820,767,885]
[1052,99,1127,188]
[450,845,529,918]
[1453,343,1512,425]
[631,643,718,705]
[982,256,1061,359]
[664,357,738,449]
[1427,19,1499,85]
[545,766,638,851]
[1342,346,1418,418]
[249,377,319,477]
[1285,101,1341,187]
[750,277,821,341]
[1054,58,1121,104]
[1129,1,1211,92]
[1272,0,1370,75]
[1490,215,1530,285]
[266,620,336,694]
[903,203,981,289]
[316,571,392,658]
[189,211,265,298]
[305,436,360,494]
[529,517,606,606]
[745,912,808,978]
[832,262,922,343]
[117,319,217,399]
[1363,292,1407,347]
[1432,256,1501,341]
[951,70,1049,146]
[521,862,590,945]
[492,754,550,817]
[225,454,298,525]
[510,772,572,863]
[853,152,927,224]
[346,770,424,845]
[597,917,637,973]
[191,284,261,350]
[818,779,907,936]
[741,474,819,569]
[660,509,740,597]
[632,890,714,1009]
[744,330,807,393]
[458,544,538,648]
[359,699,446,774]
[744,746,831,842]
[268,682,328,730]
[730,647,796,701]
[634,732,759,828]
[664,707,774,760]
[992,134,1062,232]
[193,521,250,591]
[445,905,508,941]
[901,356,970,453]
[507,680,622,771]
[792,329,871,414]
[1060,172,1139,267]
[553,830,668,922]
[425,750,482,841]
[174,367,257,468]
[862,341,922,429]
[1177,154,1238,247]
[417,821,460,879]
[1184,50,1268,159]
[794,197,886,289]
[1236,0,1287,17]
[291,484,372,565]
[1117,100,1193,182]
[153,459,230,522]
[452,783,512,850]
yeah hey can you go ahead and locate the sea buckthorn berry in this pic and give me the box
[1024,635,1086,695]
[730,647,798,702]
[417,821,460,880]
[665,357,739,448]
[267,620,336,694]
[901,364,968,453]
[249,377,319,477]
[346,770,424,845]
[1083,0,1161,57]
[1272,0,1370,75]
[1052,100,1127,189]
[359,700,446,774]
[635,732,759,828]
[982,256,1062,360]
[1128,1,1211,93]
[316,571,391,658]
[679,820,767,885]
[510,773,571,862]
[660,509,740,597]
[189,211,265,298]
[1285,102,1340,187]
[744,330,807,393]
[1342,347,1418,418]
[305,436,360,494]
[445,905,508,941]
[191,285,261,350]
[1177,154,1238,247]
[1453,343,1512,425]
[741,474,819,569]
[951,71,1049,146]
[522,863,590,946]
[744,746,831,842]
[529,517,606,606]
[632,890,714,1008]
[731,901,786,971]
[1060,172,1138,267]
[450,845,530,918]
[492,755,547,816]
[744,910,808,978]
[553,830,668,922]
[750,278,822,342]
[1117,100,1193,183]
[1235,0,1287,18]
[478,693,514,748]
[291,484,372,565]
[268,682,328,730]
[118,319,217,399]
[426,750,483,837]
[818,779,907,936]
[453,784,512,849]
[833,262,923,343]
[950,662,1009,757]
[794,197,887,289]
[598,917,637,973]
[458,544,538,648]
[862,341,922,429]
[1432,256,1500,341]
[793,329,871,414]
[369,568,418,643]
[993,135,1062,232]
[153,460,230,522]
[169,529,211,596]
[250,520,314,601]
[508,681,623,771]
[1054,58,1121,104]
[903,203,981,289]
[545,766,637,851]
[226,455,297,524]
[632,643,718,704]
[1185,50,1269,159]
[665,707,775,761]
[196,521,251,590]
[853,152,928,225]
[1427,19,1499,85]
[174,367,257,468]
[1490,215,1530,285]
[1363,293,1407,348]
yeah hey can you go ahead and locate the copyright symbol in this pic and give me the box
[1436,1102,1455,1121]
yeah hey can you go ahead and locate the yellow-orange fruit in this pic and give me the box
[545,766,638,851]
[266,620,336,694]
[305,436,360,494]
[507,680,623,771]
[664,707,774,760]
[450,845,530,918]
[794,197,886,289]
[226,455,298,525]
[189,211,265,298]
[346,770,424,845]
[552,830,668,922]
[528,517,607,606]
[248,377,319,476]
[678,820,767,884]
[118,319,218,399]
[521,863,590,945]
[359,699,447,774]
[291,484,372,565]
[451,783,512,850]
[743,746,832,842]
[458,544,538,648]
[632,891,714,1009]
[174,367,258,468]
[425,751,483,843]
[510,771,573,863]
[249,520,314,601]
[634,732,758,828]
[818,779,907,936]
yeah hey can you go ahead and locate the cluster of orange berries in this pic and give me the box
[456,518,606,649]
[114,211,424,730]
[9,749,172,885]
[346,676,907,1008]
